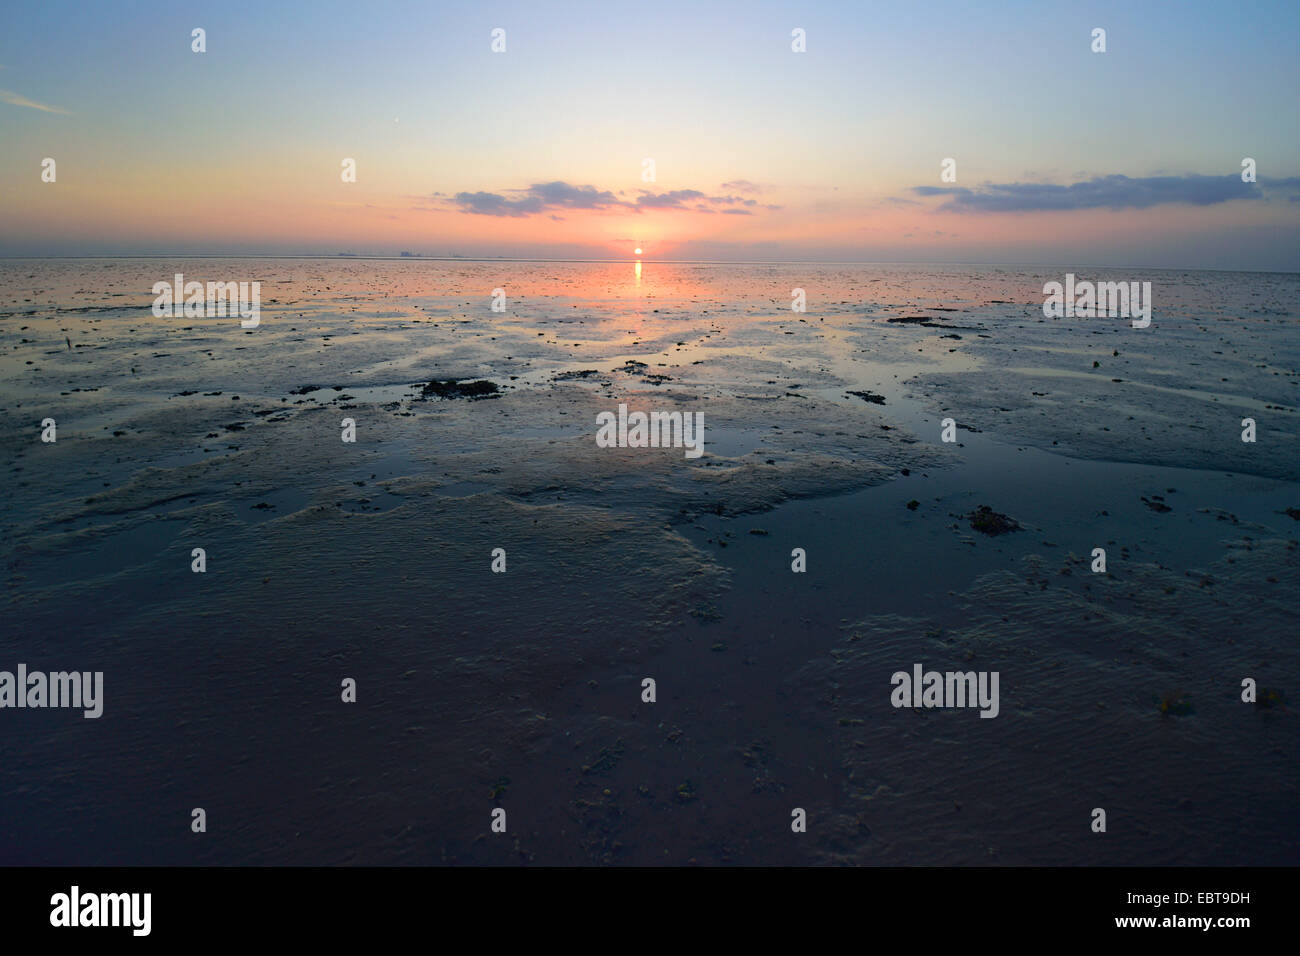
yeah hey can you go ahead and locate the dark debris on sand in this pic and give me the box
[884,315,983,331]
[846,390,887,405]
[966,505,1021,536]
[418,379,501,400]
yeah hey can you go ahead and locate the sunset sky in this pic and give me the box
[2,0,1298,269]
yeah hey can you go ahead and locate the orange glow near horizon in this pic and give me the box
[5,174,1293,267]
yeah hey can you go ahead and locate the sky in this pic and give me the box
[1,0,1298,269]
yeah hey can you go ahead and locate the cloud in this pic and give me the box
[635,189,756,210]
[910,174,1300,212]
[529,181,624,209]
[452,181,624,217]
[449,181,763,217]
[1263,177,1300,196]
[452,191,543,217]
[720,179,766,194]
[635,188,706,209]
[0,88,70,114]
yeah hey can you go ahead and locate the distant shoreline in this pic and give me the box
[0,255,1295,276]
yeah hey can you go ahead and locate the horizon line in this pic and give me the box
[0,254,1296,276]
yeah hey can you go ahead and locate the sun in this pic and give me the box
[634,247,643,256]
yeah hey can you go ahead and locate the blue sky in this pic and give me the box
[2,0,1298,268]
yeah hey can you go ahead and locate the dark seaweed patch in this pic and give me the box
[966,505,1020,536]
[418,379,501,399]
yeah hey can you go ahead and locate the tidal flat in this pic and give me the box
[1,258,1297,864]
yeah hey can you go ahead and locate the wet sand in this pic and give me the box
[1,258,1297,864]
